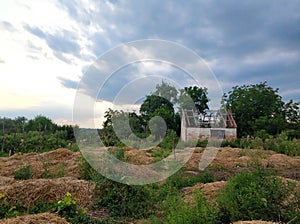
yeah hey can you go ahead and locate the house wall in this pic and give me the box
[181,127,237,141]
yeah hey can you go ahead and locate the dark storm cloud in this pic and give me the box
[55,0,300,102]
[23,25,81,62]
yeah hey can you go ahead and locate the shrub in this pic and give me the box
[13,165,33,180]
[165,170,216,189]
[0,193,25,218]
[217,169,300,223]
[161,190,218,224]
[94,179,154,219]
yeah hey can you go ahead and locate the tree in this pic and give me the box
[101,109,146,145]
[15,116,27,133]
[178,86,209,113]
[283,100,300,123]
[24,115,56,133]
[154,81,178,105]
[224,82,285,137]
[140,95,176,140]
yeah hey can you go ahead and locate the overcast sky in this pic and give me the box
[0,0,299,128]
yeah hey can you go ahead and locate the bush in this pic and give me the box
[13,165,33,180]
[0,193,25,219]
[79,157,157,219]
[160,190,218,224]
[165,170,216,189]
[94,179,154,219]
[217,169,300,223]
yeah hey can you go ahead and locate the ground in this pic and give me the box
[0,147,299,223]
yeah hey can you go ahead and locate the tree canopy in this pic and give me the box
[224,82,299,137]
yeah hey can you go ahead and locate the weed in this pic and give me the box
[217,169,300,223]
[165,170,216,189]
[41,161,65,178]
[160,190,218,224]
[13,165,33,180]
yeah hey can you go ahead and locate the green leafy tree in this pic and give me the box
[140,95,176,140]
[154,81,178,105]
[224,82,285,137]
[25,115,56,133]
[178,86,209,113]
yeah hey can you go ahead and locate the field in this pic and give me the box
[0,146,299,224]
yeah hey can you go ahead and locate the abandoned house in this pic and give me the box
[181,109,237,141]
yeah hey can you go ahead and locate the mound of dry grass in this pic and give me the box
[0,177,96,210]
[233,221,277,224]
[0,148,81,179]
[0,212,70,224]
[182,180,227,204]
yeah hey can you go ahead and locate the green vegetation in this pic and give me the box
[221,132,300,156]
[13,165,33,180]
[41,161,65,179]
[160,190,218,224]
[217,169,300,223]
[100,81,209,147]
[0,115,76,156]
[165,170,216,190]
[224,82,300,137]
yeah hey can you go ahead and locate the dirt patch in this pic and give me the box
[0,148,81,179]
[0,177,96,210]
[0,212,70,224]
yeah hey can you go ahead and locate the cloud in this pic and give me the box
[58,77,78,89]
[2,0,300,128]
[23,24,82,63]
[23,24,46,39]
[0,21,17,32]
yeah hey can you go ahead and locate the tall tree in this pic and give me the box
[154,81,178,105]
[140,95,176,139]
[178,86,209,113]
[224,82,285,137]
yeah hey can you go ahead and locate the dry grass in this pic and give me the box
[182,180,226,203]
[184,147,300,170]
[0,148,81,179]
[0,177,96,210]
[233,221,277,224]
[0,212,70,224]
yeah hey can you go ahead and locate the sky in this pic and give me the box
[0,0,299,128]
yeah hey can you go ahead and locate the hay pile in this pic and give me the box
[0,177,96,210]
[125,149,155,165]
[0,148,81,178]
[0,176,15,186]
[0,212,70,224]
[183,180,226,203]
[266,154,300,168]
[183,147,300,171]
[233,221,277,224]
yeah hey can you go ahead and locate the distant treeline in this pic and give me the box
[0,116,76,155]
